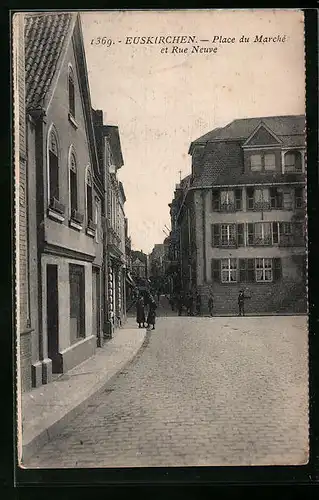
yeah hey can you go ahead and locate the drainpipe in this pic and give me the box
[202,190,207,283]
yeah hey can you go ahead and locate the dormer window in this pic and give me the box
[250,154,262,171]
[250,153,276,172]
[284,151,302,173]
[68,66,75,118]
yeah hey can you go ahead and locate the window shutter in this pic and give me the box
[211,259,220,282]
[273,258,282,281]
[235,188,242,210]
[212,190,220,211]
[270,187,276,209]
[272,222,279,244]
[247,258,255,282]
[247,223,254,245]
[239,258,247,282]
[237,223,244,246]
[246,187,254,210]
[211,224,220,247]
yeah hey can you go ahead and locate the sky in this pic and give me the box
[81,9,305,254]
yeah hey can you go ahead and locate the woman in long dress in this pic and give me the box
[136,296,146,328]
[146,297,157,330]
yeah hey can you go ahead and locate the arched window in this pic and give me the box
[69,151,78,213]
[68,66,75,117]
[86,168,93,224]
[284,150,302,173]
[48,127,59,202]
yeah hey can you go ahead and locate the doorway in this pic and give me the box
[92,267,101,346]
[47,264,61,373]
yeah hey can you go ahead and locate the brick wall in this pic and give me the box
[20,332,32,392]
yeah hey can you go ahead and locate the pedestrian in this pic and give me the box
[195,292,201,316]
[147,297,157,330]
[238,289,245,316]
[208,293,214,316]
[136,295,146,328]
[187,293,194,316]
[177,293,183,316]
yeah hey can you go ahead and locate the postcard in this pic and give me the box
[13,9,308,468]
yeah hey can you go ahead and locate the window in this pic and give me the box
[284,151,302,173]
[247,222,272,245]
[279,222,304,246]
[212,189,242,212]
[283,191,293,210]
[70,152,78,213]
[247,188,271,211]
[250,154,262,171]
[220,224,236,246]
[49,128,59,202]
[69,264,85,342]
[86,168,93,224]
[220,190,235,211]
[255,258,273,282]
[68,67,75,117]
[237,223,245,246]
[295,187,303,208]
[221,258,237,283]
[270,187,283,209]
[264,154,276,171]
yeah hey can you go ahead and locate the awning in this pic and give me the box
[126,271,135,287]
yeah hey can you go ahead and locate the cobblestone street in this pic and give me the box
[27,315,308,468]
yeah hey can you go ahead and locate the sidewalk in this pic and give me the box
[20,321,147,463]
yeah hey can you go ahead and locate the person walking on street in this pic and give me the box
[187,292,194,316]
[238,289,245,316]
[136,295,146,328]
[196,292,201,316]
[146,297,157,330]
[177,293,183,316]
[208,293,214,316]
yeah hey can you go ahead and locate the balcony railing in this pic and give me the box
[219,238,237,248]
[279,235,305,247]
[220,202,236,213]
[252,201,271,211]
[247,236,272,246]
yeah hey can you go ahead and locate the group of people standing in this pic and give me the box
[169,291,214,317]
[136,293,157,330]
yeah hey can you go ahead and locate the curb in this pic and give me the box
[22,329,151,464]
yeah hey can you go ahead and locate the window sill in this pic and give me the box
[86,227,96,238]
[68,113,78,129]
[69,219,83,231]
[47,208,65,223]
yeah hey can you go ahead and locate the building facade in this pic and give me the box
[178,115,307,315]
[92,113,128,333]
[20,12,108,390]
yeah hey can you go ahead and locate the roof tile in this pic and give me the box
[25,12,73,109]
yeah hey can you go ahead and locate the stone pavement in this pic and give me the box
[25,315,309,468]
[20,322,147,464]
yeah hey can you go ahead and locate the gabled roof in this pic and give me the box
[25,12,103,192]
[190,115,305,150]
[25,12,75,110]
[189,115,306,188]
[105,125,124,169]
